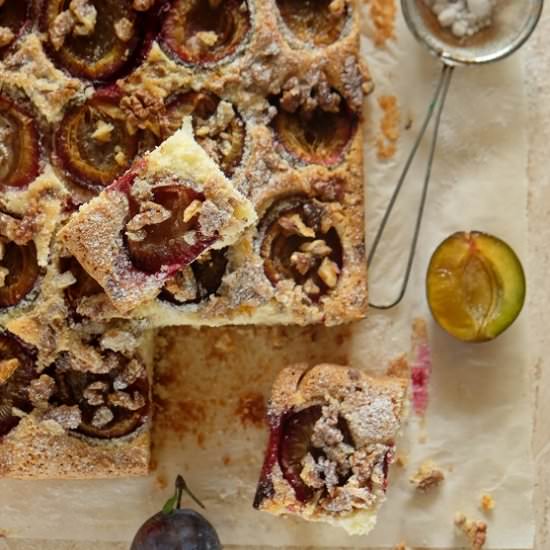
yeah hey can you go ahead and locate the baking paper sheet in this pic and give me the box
[0,3,535,548]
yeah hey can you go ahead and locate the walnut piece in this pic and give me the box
[120,90,166,135]
[114,17,134,42]
[109,390,146,411]
[28,375,55,406]
[410,460,445,492]
[278,214,315,238]
[0,358,19,384]
[126,201,172,232]
[182,199,202,223]
[187,31,218,54]
[91,406,114,428]
[300,239,332,257]
[318,257,340,288]
[49,11,76,50]
[100,329,138,356]
[83,381,108,406]
[329,0,346,16]
[290,252,314,276]
[163,267,198,303]
[303,278,320,297]
[44,405,82,430]
[91,120,114,143]
[454,513,488,550]
[113,358,145,390]
[0,26,15,48]
[70,0,97,36]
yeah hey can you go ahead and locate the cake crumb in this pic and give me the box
[369,0,396,47]
[393,543,411,550]
[376,95,400,160]
[235,392,266,427]
[410,460,445,491]
[395,452,409,468]
[454,513,488,550]
[480,494,495,512]
[222,455,231,466]
[0,26,14,48]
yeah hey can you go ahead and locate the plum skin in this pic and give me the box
[130,509,221,550]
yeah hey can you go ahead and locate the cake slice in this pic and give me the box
[253,361,409,535]
[0,326,153,479]
[58,118,256,314]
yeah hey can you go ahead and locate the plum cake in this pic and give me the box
[0,0,371,478]
[254,362,409,535]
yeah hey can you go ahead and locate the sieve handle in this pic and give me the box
[368,63,454,310]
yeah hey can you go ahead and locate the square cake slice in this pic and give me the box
[58,118,256,314]
[0,327,153,479]
[254,361,409,535]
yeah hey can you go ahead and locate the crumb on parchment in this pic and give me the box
[393,543,411,550]
[369,0,397,46]
[480,494,495,512]
[454,513,488,550]
[410,460,445,491]
[376,95,400,160]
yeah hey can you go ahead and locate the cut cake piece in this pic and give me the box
[58,118,256,314]
[0,326,154,479]
[254,361,409,535]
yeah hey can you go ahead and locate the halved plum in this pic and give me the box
[55,93,139,192]
[0,331,37,437]
[271,96,356,165]
[164,91,245,176]
[42,0,143,82]
[0,95,40,189]
[426,231,526,342]
[276,0,348,47]
[52,353,149,439]
[259,196,343,299]
[161,248,228,304]
[126,183,216,273]
[62,256,103,312]
[161,0,250,65]
[0,0,32,52]
[0,240,40,309]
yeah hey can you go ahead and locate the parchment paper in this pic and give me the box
[0,3,535,548]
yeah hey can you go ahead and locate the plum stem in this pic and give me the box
[175,474,205,510]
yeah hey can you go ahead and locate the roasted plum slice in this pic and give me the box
[0,331,36,437]
[164,91,245,176]
[42,0,143,82]
[259,197,343,299]
[62,256,103,312]
[0,0,32,52]
[161,0,250,65]
[271,95,356,165]
[0,239,40,309]
[427,231,526,342]
[125,183,216,274]
[276,0,348,47]
[52,353,149,439]
[0,95,40,189]
[55,93,139,192]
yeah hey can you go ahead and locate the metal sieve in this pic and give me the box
[368,0,544,309]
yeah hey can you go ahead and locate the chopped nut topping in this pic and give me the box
[91,120,114,143]
[163,267,198,303]
[278,214,315,238]
[133,0,155,11]
[0,266,9,287]
[70,0,97,36]
[126,201,171,232]
[114,148,128,167]
[182,199,203,223]
[480,494,495,512]
[290,251,314,276]
[454,513,487,550]
[280,71,341,115]
[49,10,76,50]
[113,358,145,390]
[120,90,166,135]
[109,390,146,411]
[0,358,20,384]
[91,406,114,428]
[300,239,332,257]
[114,17,134,42]
[195,101,235,138]
[187,31,218,54]
[100,329,138,356]
[329,0,346,17]
[44,405,82,430]
[318,257,340,288]
[312,179,344,202]
[303,278,320,297]
[0,26,15,48]
[28,375,55,405]
[410,460,445,491]
[83,381,108,406]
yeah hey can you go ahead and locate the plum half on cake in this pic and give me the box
[254,362,409,535]
[0,0,370,479]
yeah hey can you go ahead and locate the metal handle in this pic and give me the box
[368,63,455,310]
